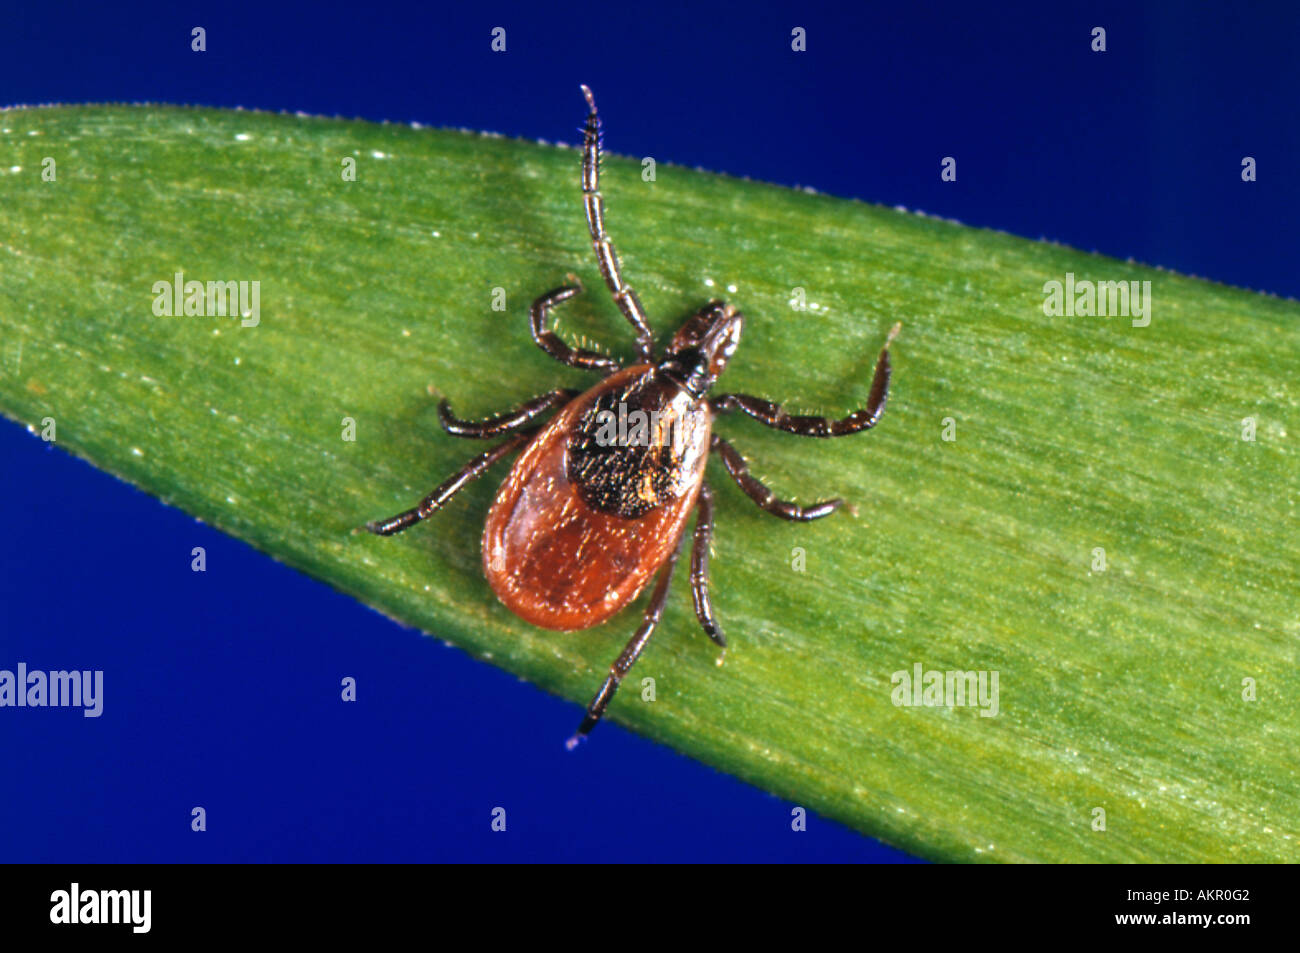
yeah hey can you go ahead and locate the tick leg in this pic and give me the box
[530,283,622,374]
[579,85,656,363]
[711,434,842,522]
[438,389,578,439]
[567,527,687,748]
[690,483,726,649]
[710,322,902,436]
[364,429,536,536]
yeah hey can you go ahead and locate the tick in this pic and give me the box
[366,86,901,747]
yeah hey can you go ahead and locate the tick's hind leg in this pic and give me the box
[712,434,843,522]
[710,322,901,436]
[530,283,622,374]
[690,483,726,651]
[567,528,687,749]
[364,429,536,536]
[438,389,578,438]
[579,85,655,362]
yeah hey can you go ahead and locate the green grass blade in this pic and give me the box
[1,105,1296,862]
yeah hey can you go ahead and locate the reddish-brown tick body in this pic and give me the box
[484,365,712,631]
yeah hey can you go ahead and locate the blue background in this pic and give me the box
[1,1,1295,862]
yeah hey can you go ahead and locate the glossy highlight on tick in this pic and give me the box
[365,85,902,747]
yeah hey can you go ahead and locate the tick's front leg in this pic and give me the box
[530,282,622,375]
[579,85,656,362]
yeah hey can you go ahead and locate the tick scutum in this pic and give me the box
[567,368,711,519]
